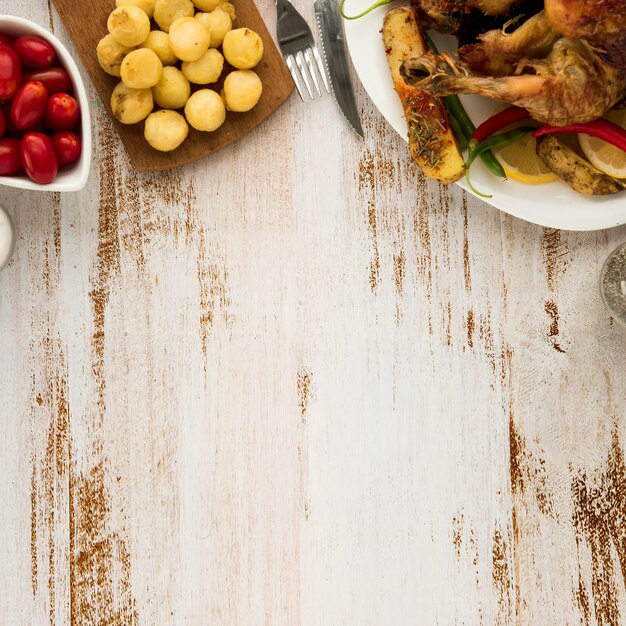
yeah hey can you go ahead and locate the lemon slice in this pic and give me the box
[492,134,559,184]
[578,109,626,179]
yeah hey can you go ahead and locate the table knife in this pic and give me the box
[314,0,364,138]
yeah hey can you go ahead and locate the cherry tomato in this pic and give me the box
[0,138,21,175]
[50,131,81,167]
[0,44,22,101]
[24,66,72,94]
[15,35,55,69]
[11,80,48,131]
[20,132,58,184]
[0,106,5,138]
[0,35,15,49]
[44,92,79,131]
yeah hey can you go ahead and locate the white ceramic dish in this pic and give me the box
[343,3,626,232]
[0,14,91,192]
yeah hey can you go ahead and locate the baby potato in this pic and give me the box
[195,5,233,48]
[153,0,195,32]
[143,30,178,65]
[120,48,163,88]
[144,109,189,151]
[169,17,211,62]
[116,0,156,18]
[184,89,225,131]
[181,48,224,84]
[222,28,263,70]
[97,34,134,77]
[110,82,154,124]
[222,69,262,112]
[191,0,222,11]
[107,5,151,47]
[152,66,191,108]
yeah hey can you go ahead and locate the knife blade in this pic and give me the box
[314,0,364,138]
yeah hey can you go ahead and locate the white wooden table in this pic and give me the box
[2,2,626,624]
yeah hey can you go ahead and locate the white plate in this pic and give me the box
[343,3,626,231]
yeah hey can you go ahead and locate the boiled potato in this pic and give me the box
[152,66,191,108]
[120,48,163,88]
[192,0,222,10]
[153,0,195,31]
[195,5,234,48]
[222,69,262,112]
[110,82,154,124]
[168,17,211,62]
[184,89,225,131]
[97,34,134,77]
[144,110,189,151]
[143,30,178,65]
[181,48,223,84]
[222,28,263,70]
[116,0,156,18]
[107,5,151,47]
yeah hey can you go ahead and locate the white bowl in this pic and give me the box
[0,15,91,192]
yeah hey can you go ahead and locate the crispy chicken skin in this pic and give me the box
[402,0,626,125]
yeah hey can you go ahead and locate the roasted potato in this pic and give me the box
[169,16,211,62]
[185,89,226,131]
[107,5,151,47]
[382,7,464,183]
[116,0,156,18]
[222,28,263,70]
[152,66,191,108]
[143,30,178,65]
[144,109,189,151]
[192,0,222,10]
[153,0,195,31]
[222,69,262,112]
[181,48,224,84]
[120,48,163,88]
[97,34,134,77]
[536,135,625,195]
[110,82,154,123]
[195,5,234,48]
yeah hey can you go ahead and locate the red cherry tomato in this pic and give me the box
[11,80,48,130]
[15,35,55,69]
[20,132,58,183]
[0,138,21,175]
[44,92,79,131]
[0,106,5,138]
[24,66,72,94]
[0,35,15,49]
[0,44,22,101]
[50,131,81,167]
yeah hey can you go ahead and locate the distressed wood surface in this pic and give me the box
[1,2,626,625]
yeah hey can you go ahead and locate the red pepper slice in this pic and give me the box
[471,106,531,144]
[532,119,626,153]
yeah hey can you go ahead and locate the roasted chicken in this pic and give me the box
[400,0,626,125]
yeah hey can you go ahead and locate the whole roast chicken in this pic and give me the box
[399,0,626,125]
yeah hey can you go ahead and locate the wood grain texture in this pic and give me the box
[2,1,626,625]
[51,0,294,171]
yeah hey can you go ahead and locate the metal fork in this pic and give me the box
[275,0,329,101]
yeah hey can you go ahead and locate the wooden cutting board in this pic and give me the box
[51,0,294,171]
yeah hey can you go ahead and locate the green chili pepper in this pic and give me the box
[465,126,536,197]
[424,34,506,180]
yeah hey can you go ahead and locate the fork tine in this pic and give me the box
[303,48,321,97]
[311,46,329,93]
[285,54,305,101]
[295,51,313,98]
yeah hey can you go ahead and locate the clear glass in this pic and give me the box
[600,242,626,329]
